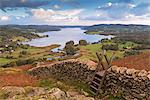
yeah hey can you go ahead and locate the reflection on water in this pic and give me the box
[23,28,114,49]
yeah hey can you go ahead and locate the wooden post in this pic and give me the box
[98,53,115,92]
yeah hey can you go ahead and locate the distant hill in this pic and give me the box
[85,24,150,34]
[84,24,150,45]
[0,25,61,32]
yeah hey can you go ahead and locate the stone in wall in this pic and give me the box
[103,66,150,99]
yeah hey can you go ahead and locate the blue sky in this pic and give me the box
[0,0,150,25]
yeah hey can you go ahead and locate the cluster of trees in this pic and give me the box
[133,45,150,50]
[79,40,88,46]
[64,40,88,55]
[102,44,119,51]
[1,57,47,68]
[124,50,140,57]
[2,58,36,68]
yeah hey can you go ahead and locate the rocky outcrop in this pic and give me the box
[0,86,94,100]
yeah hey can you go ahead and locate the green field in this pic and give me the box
[77,40,138,62]
[0,58,16,67]
[0,44,60,67]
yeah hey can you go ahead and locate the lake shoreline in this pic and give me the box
[22,28,114,48]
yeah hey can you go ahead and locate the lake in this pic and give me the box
[23,28,114,50]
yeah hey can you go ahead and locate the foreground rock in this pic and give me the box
[0,86,95,100]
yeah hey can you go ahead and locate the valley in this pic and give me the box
[0,24,150,99]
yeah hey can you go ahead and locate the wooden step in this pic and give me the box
[91,82,99,89]
[89,89,96,95]
[93,78,101,84]
[94,77,101,81]
[90,85,98,91]
[91,80,100,86]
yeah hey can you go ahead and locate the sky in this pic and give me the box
[0,0,150,25]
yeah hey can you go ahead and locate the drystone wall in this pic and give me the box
[104,66,150,99]
[28,60,150,99]
[28,60,94,83]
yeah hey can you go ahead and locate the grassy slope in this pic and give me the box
[77,41,138,62]
[0,45,60,67]
[0,58,15,66]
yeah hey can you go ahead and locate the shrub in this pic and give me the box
[124,50,140,57]
[32,62,38,67]
[16,59,27,66]
[101,38,109,43]
[27,58,35,64]
[79,40,88,46]
[16,58,35,66]
[2,61,16,68]
[6,56,13,59]
[38,79,54,88]
[20,44,29,49]
[133,45,150,50]
[102,44,119,51]
[20,50,28,55]
[8,61,17,67]
[0,90,9,99]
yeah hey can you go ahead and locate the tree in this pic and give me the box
[79,40,88,46]
[20,50,28,55]
[65,40,74,46]
[64,45,76,55]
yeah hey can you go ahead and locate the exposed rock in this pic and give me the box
[0,86,25,98]
[0,86,95,100]
[67,91,79,97]
[147,74,150,80]
[25,86,49,97]
[138,70,148,77]
[118,67,127,74]
[126,68,136,75]
[49,88,67,100]
[110,66,118,72]
[69,95,94,100]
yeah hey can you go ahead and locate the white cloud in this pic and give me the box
[108,2,112,7]
[128,4,136,8]
[31,8,84,22]
[0,16,9,21]
[29,8,150,25]
[53,5,61,9]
